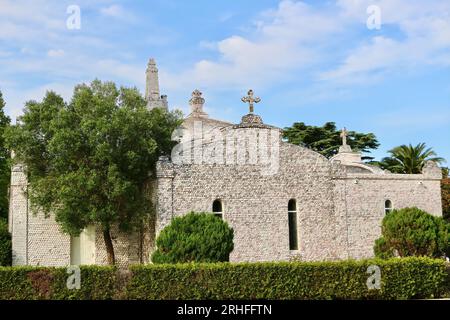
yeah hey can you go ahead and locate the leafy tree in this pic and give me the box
[442,178,450,223]
[373,237,394,260]
[0,91,11,220]
[0,219,11,266]
[5,80,182,264]
[442,167,449,178]
[376,143,445,174]
[374,207,449,259]
[283,122,379,160]
[152,212,234,264]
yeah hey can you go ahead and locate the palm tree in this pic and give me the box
[379,143,445,174]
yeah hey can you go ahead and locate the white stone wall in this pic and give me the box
[9,120,443,265]
[94,225,142,267]
[156,125,348,262]
[9,165,146,267]
[155,124,443,262]
[10,166,28,265]
[27,211,71,266]
[10,165,71,266]
[341,173,442,260]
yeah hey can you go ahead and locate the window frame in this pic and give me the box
[288,199,298,251]
[212,199,223,219]
[384,199,393,214]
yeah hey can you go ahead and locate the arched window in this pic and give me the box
[288,199,298,250]
[212,199,223,219]
[385,200,393,214]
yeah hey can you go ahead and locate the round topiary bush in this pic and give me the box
[152,212,234,264]
[0,219,12,266]
[374,207,450,259]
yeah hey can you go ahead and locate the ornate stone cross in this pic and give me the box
[241,89,261,113]
[340,127,348,146]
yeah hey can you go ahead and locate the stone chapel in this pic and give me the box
[8,59,443,267]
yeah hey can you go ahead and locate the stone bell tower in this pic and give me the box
[145,58,168,110]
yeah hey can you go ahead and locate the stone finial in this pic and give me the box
[241,89,261,114]
[147,58,157,69]
[339,127,352,153]
[188,90,208,117]
[189,90,205,109]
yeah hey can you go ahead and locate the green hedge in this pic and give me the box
[0,266,116,300]
[127,258,447,300]
[0,219,11,266]
[0,258,448,300]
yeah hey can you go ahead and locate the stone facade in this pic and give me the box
[155,104,442,262]
[9,163,144,267]
[8,59,443,266]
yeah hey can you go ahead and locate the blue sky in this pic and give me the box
[0,0,449,162]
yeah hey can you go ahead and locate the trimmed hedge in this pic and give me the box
[0,266,116,300]
[0,258,448,300]
[0,219,11,266]
[126,258,447,300]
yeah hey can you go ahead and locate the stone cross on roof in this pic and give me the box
[340,127,348,146]
[241,89,261,114]
[338,127,353,153]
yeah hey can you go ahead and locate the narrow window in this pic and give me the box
[385,200,393,214]
[212,199,223,219]
[288,199,298,250]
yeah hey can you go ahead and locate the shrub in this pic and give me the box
[0,266,116,300]
[127,258,447,300]
[0,219,11,266]
[0,258,447,299]
[374,237,394,260]
[151,212,234,264]
[442,178,450,223]
[374,207,449,259]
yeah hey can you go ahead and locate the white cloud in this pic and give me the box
[319,36,404,83]
[47,49,65,58]
[0,51,12,58]
[1,0,450,121]
[324,0,450,83]
[162,0,341,91]
[160,0,450,90]
[100,4,136,22]
[2,82,76,122]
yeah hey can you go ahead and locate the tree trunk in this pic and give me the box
[103,228,116,265]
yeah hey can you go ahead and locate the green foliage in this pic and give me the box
[376,143,445,174]
[374,207,450,259]
[4,81,182,264]
[0,266,116,300]
[374,237,394,260]
[152,212,234,264]
[0,259,447,299]
[443,167,449,178]
[127,258,447,300]
[0,91,11,220]
[0,219,11,266]
[283,122,379,160]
